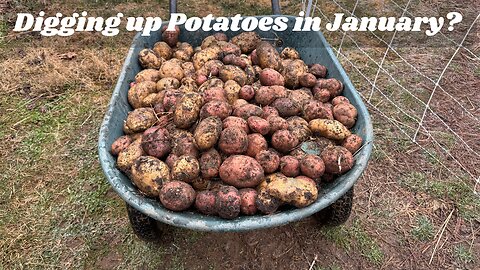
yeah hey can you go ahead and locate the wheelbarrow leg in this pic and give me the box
[315,187,354,226]
[126,203,162,241]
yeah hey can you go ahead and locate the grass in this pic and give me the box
[411,216,434,241]
[454,244,475,264]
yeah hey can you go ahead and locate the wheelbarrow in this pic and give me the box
[98,0,373,241]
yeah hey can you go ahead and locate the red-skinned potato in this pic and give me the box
[162,89,183,111]
[332,96,350,106]
[255,85,287,105]
[159,181,196,211]
[233,99,249,109]
[111,135,132,156]
[195,190,217,215]
[267,115,289,135]
[239,85,255,100]
[314,78,343,98]
[261,106,279,119]
[333,102,358,128]
[288,89,313,108]
[141,126,171,159]
[223,116,249,133]
[272,97,301,117]
[280,155,300,177]
[215,186,241,219]
[246,133,268,157]
[219,155,265,188]
[239,188,258,215]
[299,73,316,88]
[247,116,270,135]
[199,100,232,120]
[300,154,325,179]
[287,116,311,142]
[222,54,248,69]
[309,64,327,78]
[303,100,334,121]
[255,149,281,174]
[165,153,179,169]
[233,104,263,119]
[218,127,248,155]
[342,134,363,154]
[314,88,331,102]
[171,130,199,157]
[199,148,222,179]
[259,68,285,86]
[271,129,299,153]
[202,86,227,103]
[162,25,180,47]
[321,146,354,175]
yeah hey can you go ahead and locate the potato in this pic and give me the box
[247,116,270,135]
[266,174,318,208]
[171,155,200,183]
[111,135,132,156]
[202,86,227,103]
[259,68,285,86]
[223,116,249,133]
[195,190,217,215]
[261,106,279,119]
[162,89,182,111]
[173,92,204,129]
[191,177,211,191]
[165,153,179,169]
[271,129,299,153]
[254,85,287,105]
[153,41,172,60]
[271,97,301,117]
[309,119,351,140]
[313,88,331,102]
[244,64,256,85]
[161,25,180,47]
[201,35,218,49]
[171,131,199,157]
[173,42,194,61]
[300,154,325,179]
[239,85,255,100]
[199,78,224,93]
[215,186,241,219]
[219,155,265,188]
[182,61,196,79]
[239,188,258,215]
[141,126,171,158]
[279,155,300,177]
[331,96,350,106]
[222,54,248,69]
[138,49,163,69]
[256,149,280,174]
[267,115,288,135]
[193,46,221,70]
[255,41,283,71]
[231,32,261,54]
[314,78,343,98]
[199,100,232,120]
[127,81,157,109]
[131,156,171,197]
[282,59,308,89]
[342,134,363,154]
[299,73,316,88]
[199,148,222,179]
[309,64,327,78]
[218,127,248,155]
[142,92,162,107]
[214,32,228,41]
[321,146,354,174]
[135,69,161,83]
[117,139,144,172]
[194,116,222,151]
[288,89,313,108]
[280,47,300,59]
[302,100,334,122]
[197,59,223,77]
[159,181,195,211]
[333,103,358,128]
[287,116,311,142]
[223,79,242,104]
[245,133,268,157]
[159,60,184,81]
[250,49,258,65]
[255,189,281,214]
[219,65,247,86]
[289,148,307,160]
[233,99,248,109]
[124,108,157,133]
[233,104,263,119]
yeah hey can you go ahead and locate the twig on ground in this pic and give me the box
[429,209,454,264]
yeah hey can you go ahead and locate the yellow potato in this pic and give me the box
[266,174,318,208]
[194,116,222,150]
[116,139,144,172]
[309,119,351,141]
[173,92,204,128]
[124,108,157,133]
[223,80,241,105]
[171,155,200,183]
[131,156,171,197]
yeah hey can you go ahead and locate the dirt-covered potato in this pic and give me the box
[302,100,334,122]
[193,46,221,70]
[222,116,249,133]
[239,85,255,100]
[314,78,343,98]
[131,156,171,197]
[300,154,325,179]
[233,104,263,119]
[288,89,312,108]
[289,148,307,160]
[246,133,268,157]
[223,79,242,104]
[111,135,132,156]
[321,146,354,175]
[261,106,279,119]
[222,54,248,69]
[309,119,351,140]
[165,153,179,169]
[313,88,331,102]
[254,85,287,105]
[182,61,196,79]
[138,49,163,69]
[219,155,265,188]
[199,148,222,179]
[266,173,318,208]
[287,116,311,142]
[342,134,363,154]
[247,116,270,135]
[195,190,217,215]
[173,92,204,129]
[159,181,195,211]
[219,65,247,86]
[171,131,199,158]
[202,86,227,103]
[267,115,288,135]
[116,139,144,172]
[282,59,308,89]
[231,32,261,54]
[255,41,283,71]
[256,188,282,214]
[239,188,258,215]
[161,89,181,111]
[309,64,327,78]
[171,155,200,183]
[331,96,350,106]
[197,59,224,77]
[215,186,241,219]
[199,100,232,120]
[153,41,172,60]
[123,108,157,134]
[218,127,248,155]
[162,25,180,48]
[299,73,316,88]
[156,78,180,92]
[127,81,157,109]
[233,98,248,109]
[256,149,280,174]
[173,42,194,61]
[280,47,300,59]
[271,129,299,153]
[272,97,301,117]
[194,116,222,151]
[159,60,184,81]
[191,177,211,191]
[259,68,285,86]
[333,102,357,128]
[279,155,300,177]
[141,126,171,159]
[135,69,161,83]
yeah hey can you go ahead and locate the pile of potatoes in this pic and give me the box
[111,27,363,219]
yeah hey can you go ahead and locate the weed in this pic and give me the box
[454,244,475,264]
[411,216,434,241]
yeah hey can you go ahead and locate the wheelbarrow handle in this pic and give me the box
[169,0,281,15]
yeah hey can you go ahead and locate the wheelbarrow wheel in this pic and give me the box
[315,187,353,226]
[126,204,162,241]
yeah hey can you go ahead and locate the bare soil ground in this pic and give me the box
[0,0,478,269]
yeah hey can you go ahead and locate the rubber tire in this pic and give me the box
[126,203,162,242]
[315,187,354,226]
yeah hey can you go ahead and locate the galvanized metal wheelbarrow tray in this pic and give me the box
[98,0,373,232]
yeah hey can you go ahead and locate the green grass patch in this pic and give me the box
[454,244,475,264]
[411,216,434,241]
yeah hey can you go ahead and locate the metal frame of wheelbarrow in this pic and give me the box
[98,0,374,234]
